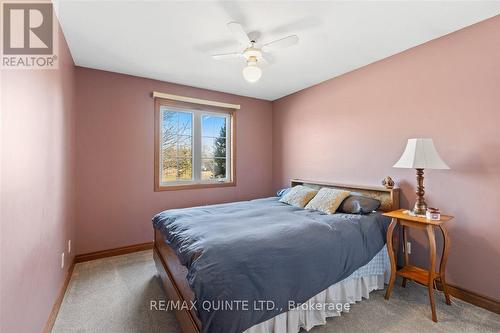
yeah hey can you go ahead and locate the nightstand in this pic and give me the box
[383,208,454,322]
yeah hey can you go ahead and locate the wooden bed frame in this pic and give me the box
[153,179,400,333]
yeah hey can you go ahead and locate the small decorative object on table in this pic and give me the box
[426,207,441,220]
[382,176,395,189]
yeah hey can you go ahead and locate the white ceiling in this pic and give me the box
[53,1,500,101]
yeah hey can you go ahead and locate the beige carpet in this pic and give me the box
[52,250,500,333]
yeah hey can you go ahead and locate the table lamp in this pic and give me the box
[393,138,449,215]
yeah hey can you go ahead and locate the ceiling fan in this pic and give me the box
[212,22,299,83]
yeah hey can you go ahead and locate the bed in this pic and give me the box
[153,179,400,333]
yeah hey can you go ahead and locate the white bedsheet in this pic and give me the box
[244,245,390,333]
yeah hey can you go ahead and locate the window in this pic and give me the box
[154,99,235,190]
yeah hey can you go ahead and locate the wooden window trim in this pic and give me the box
[154,98,236,191]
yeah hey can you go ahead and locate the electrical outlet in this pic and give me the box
[68,240,71,254]
[406,241,412,255]
[61,252,65,269]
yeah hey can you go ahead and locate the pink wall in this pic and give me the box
[272,15,500,300]
[74,68,273,254]
[1,26,76,332]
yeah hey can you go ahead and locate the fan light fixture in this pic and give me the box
[211,22,299,84]
[242,57,262,83]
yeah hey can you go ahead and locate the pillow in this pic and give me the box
[304,188,350,214]
[279,185,318,208]
[338,195,381,215]
[276,187,291,197]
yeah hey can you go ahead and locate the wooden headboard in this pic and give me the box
[291,179,400,212]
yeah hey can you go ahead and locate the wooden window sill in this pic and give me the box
[155,181,236,191]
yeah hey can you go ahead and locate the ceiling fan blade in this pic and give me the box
[227,22,251,46]
[262,35,299,52]
[211,52,243,60]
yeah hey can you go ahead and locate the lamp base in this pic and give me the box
[413,168,427,216]
[412,204,427,216]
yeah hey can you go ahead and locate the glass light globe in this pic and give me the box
[242,64,262,83]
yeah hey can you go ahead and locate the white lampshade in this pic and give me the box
[393,138,450,169]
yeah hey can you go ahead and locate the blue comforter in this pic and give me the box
[153,197,390,333]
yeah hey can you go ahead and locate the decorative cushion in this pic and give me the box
[276,187,291,197]
[338,195,381,215]
[279,185,318,208]
[304,188,350,214]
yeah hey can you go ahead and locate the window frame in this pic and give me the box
[154,98,236,191]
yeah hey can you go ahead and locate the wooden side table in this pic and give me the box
[383,209,454,322]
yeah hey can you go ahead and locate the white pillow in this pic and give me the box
[304,188,350,214]
[279,185,318,208]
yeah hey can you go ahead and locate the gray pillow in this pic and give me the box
[339,195,381,214]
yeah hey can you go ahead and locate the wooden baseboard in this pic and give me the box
[43,260,75,333]
[435,281,500,315]
[74,242,153,263]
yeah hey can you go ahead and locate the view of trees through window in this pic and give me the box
[160,109,228,184]
[161,111,192,182]
[202,115,226,180]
